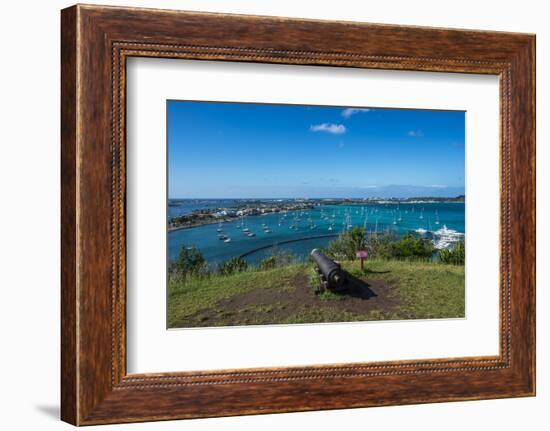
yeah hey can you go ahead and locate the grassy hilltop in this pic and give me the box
[168,259,465,328]
[168,227,465,328]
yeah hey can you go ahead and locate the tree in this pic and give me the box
[326,227,367,260]
[170,245,206,279]
[365,232,396,259]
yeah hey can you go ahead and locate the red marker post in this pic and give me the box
[356,250,368,271]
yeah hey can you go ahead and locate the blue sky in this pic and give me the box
[168,101,465,199]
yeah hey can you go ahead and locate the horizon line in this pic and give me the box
[168,195,465,200]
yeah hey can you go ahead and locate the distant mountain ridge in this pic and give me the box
[170,185,466,200]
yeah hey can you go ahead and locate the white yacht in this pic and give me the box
[432,225,464,249]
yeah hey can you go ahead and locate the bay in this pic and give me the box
[168,200,465,268]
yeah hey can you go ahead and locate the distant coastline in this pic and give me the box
[168,196,465,231]
[168,201,315,231]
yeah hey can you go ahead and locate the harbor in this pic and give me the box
[166,102,467,328]
[168,200,465,267]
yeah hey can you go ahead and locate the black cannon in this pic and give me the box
[310,249,347,292]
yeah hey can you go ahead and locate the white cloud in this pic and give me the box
[341,108,371,118]
[310,123,346,134]
[407,130,424,137]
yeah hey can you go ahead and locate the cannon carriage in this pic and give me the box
[310,248,348,293]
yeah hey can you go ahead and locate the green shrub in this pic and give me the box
[259,256,277,270]
[391,234,435,260]
[258,251,296,270]
[365,232,397,259]
[218,257,248,276]
[326,229,435,262]
[169,245,207,279]
[325,227,367,260]
[439,240,465,265]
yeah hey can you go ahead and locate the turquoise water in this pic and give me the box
[168,202,465,267]
[169,199,247,217]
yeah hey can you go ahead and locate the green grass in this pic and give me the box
[350,259,465,320]
[167,264,305,327]
[168,259,464,328]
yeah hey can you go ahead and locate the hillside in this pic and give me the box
[168,259,465,328]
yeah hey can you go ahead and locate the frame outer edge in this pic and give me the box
[61,4,536,424]
[526,35,536,395]
[502,35,536,396]
[61,5,79,426]
[531,35,536,396]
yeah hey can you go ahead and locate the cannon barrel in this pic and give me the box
[310,249,347,291]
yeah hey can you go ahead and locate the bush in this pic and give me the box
[439,240,465,265]
[218,257,248,276]
[365,232,397,259]
[169,245,207,280]
[258,251,296,270]
[326,230,436,262]
[325,227,367,260]
[391,234,435,260]
[259,256,277,270]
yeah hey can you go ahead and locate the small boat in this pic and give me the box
[415,228,427,234]
[247,232,256,237]
[223,237,231,243]
[241,215,249,232]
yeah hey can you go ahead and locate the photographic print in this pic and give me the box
[167,101,466,328]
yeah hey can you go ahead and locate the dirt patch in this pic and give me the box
[184,271,401,327]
